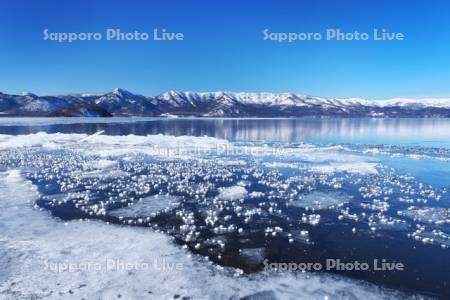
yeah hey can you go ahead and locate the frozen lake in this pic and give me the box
[0,117,449,299]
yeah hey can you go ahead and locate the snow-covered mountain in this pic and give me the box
[1,89,450,117]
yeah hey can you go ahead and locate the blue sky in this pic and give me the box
[1,0,450,99]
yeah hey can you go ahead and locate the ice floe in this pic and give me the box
[289,191,351,210]
[107,194,181,218]
[398,207,450,225]
[218,186,248,201]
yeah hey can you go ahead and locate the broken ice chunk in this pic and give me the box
[107,194,181,218]
[218,186,248,201]
[237,247,266,269]
[289,191,350,210]
[398,207,450,225]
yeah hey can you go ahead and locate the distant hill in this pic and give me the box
[2,88,450,117]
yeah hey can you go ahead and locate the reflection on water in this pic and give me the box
[1,117,450,147]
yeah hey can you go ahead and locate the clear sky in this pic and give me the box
[1,0,450,99]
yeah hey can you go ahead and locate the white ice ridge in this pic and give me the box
[0,133,380,175]
[0,132,230,157]
[0,132,229,148]
[0,170,407,299]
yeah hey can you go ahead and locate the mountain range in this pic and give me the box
[1,88,450,117]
